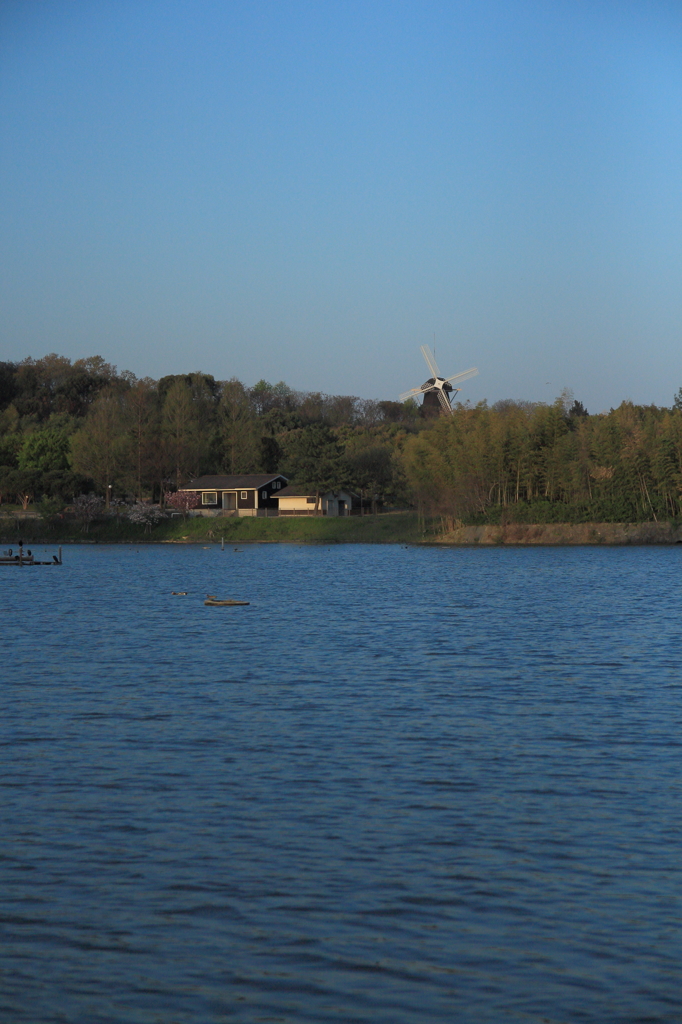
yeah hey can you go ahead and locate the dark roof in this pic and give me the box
[276,486,315,498]
[179,474,287,490]
[277,486,358,499]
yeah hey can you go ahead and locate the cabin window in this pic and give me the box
[262,491,267,499]
[202,491,217,505]
[306,496,315,504]
[240,491,247,500]
[275,481,281,488]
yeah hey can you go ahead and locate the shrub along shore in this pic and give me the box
[2,512,682,547]
[436,521,682,545]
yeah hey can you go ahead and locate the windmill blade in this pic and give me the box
[443,367,479,386]
[437,388,453,415]
[399,382,434,401]
[399,386,423,401]
[420,345,441,379]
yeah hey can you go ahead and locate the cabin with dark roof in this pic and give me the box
[179,474,288,516]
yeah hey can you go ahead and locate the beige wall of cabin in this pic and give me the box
[278,496,318,512]
[278,492,353,516]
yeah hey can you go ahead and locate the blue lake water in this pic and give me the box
[2,542,682,1023]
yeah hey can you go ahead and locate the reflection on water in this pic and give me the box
[2,543,681,1023]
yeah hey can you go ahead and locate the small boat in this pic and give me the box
[204,593,249,606]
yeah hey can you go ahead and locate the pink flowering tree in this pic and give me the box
[73,494,105,532]
[127,502,167,533]
[164,490,201,519]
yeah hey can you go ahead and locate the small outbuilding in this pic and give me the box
[179,474,288,516]
[276,486,359,516]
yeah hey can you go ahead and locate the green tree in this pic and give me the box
[218,379,258,473]
[162,379,210,486]
[18,428,71,472]
[0,362,17,411]
[42,470,93,502]
[259,435,282,473]
[70,391,129,503]
[0,465,15,505]
[121,378,159,500]
[0,433,20,469]
[250,379,293,416]
[5,468,42,510]
[37,495,64,524]
[282,423,345,511]
[346,444,394,513]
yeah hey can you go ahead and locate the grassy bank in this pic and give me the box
[5,512,681,547]
[0,511,427,546]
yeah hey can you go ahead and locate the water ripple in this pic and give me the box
[1,543,682,1022]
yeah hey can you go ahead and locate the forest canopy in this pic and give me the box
[1,353,682,524]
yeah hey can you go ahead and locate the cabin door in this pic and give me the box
[222,492,236,510]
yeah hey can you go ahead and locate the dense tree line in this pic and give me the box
[0,354,418,509]
[2,353,682,524]
[403,392,682,525]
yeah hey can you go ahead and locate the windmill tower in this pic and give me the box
[400,345,478,416]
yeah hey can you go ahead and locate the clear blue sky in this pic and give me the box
[1,0,681,411]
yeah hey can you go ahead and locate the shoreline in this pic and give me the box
[433,521,682,546]
[2,514,682,546]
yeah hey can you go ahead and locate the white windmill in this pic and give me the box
[400,345,478,416]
